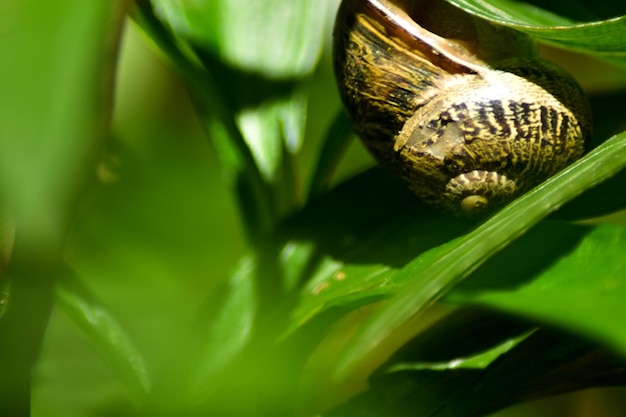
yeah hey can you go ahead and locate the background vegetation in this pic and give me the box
[3,0,626,416]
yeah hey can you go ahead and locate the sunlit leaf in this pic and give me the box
[450,223,626,356]
[132,3,276,241]
[278,168,475,337]
[328,129,626,380]
[235,88,307,182]
[280,131,626,341]
[446,0,626,59]
[282,210,585,339]
[151,0,330,78]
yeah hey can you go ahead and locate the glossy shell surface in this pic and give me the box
[333,0,591,213]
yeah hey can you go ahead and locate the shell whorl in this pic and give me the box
[333,0,591,214]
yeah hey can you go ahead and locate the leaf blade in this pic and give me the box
[332,129,626,380]
[446,0,626,57]
[56,269,151,401]
[450,223,626,356]
[151,0,331,78]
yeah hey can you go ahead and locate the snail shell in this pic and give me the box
[333,0,592,214]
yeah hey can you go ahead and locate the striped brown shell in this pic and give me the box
[333,0,591,214]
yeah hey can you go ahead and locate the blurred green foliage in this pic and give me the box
[2,0,626,416]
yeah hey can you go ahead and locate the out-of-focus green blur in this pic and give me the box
[32,21,248,416]
[22,5,626,417]
[29,12,373,414]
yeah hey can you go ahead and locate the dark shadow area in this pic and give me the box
[276,167,478,269]
[193,48,301,111]
[326,315,626,417]
[377,308,534,364]
[453,222,591,292]
[517,0,626,22]
[588,90,626,148]
[275,165,596,297]
[552,90,626,220]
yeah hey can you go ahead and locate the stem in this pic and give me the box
[0,0,129,412]
[0,239,57,415]
[307,111,354,200]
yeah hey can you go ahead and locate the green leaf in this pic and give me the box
[141,255,257,412]
[450,223,626,356]
[133,4,276,242]
[446,0,626,58]
[282,211,584,339]
[381,309,535,365]
[0,215,14,290]
[188,256,257,401]
[386,330,533,372]
[235,87,307,183]
[325,327,626,417]
[279,168,477,338]
[150,0,330,78]
[331,129,626,380]
[0,1,126,413]
[56,269,151,402]
[0,0,125,245]
[280,155,623,341]
[148,0,329,185]
[136,1,323,236]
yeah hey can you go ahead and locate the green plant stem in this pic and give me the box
[307,110,354,200]
[0,0,128,413]
[132,1,276,245]
[0,240,58,416]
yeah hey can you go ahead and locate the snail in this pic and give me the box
[333,0,592,214]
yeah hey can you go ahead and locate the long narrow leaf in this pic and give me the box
[132,3,275,242]
[326,328,626,417]
[150,0,330,78]
[450,223,626,355]
[447,0,626,57]
[333,129,626,380]
[56,269,151,402]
